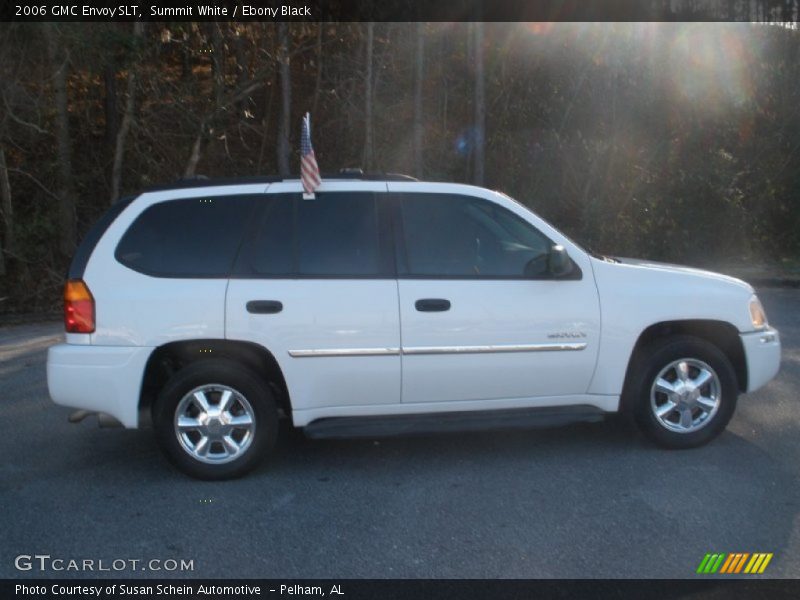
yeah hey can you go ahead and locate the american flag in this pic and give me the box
[300,112,321,195]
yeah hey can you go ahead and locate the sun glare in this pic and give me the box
[667,24,757,109]
[513,23,762,113]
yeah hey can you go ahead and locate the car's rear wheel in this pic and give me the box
[153,359,278,479]
[628,335,738,449]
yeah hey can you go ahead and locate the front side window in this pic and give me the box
[115,195,255,277]
[400,193,553,278]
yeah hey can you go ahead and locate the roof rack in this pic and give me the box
[142,170,418,193]
[142,175,283,192]
[324,169,418,182]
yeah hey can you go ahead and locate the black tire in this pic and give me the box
[626,335,738,449]
[153,359,278,479]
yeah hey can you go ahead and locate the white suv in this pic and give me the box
[47,174,781,479]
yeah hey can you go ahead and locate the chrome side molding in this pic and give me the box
[402,342,587,355]
[288,347,401,358]
[289,342,587,358]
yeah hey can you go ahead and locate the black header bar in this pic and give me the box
[4,0,799,23]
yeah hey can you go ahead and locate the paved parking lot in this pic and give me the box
[1,288,798,578]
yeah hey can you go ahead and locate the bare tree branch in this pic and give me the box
[2,95,49,135]
[7,167,60,201]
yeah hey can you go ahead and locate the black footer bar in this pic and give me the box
[5,579,800,600]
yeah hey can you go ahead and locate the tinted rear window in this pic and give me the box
[244,192,387,277]
[249,197,294,275]
[296,193,381,276]
[115,196,255,277]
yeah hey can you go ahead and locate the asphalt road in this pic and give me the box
[1,288,798,579]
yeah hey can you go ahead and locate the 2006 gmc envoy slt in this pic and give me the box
[47,172,781,479]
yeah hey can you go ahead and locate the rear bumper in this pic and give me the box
[740,327,781,393]
[46,343,153,428]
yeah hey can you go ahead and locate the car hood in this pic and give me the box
[608,256,754,293]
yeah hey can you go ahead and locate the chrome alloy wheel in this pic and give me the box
[650,358,721,433]
[174,384,256,464]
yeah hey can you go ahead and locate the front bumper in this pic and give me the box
[46,343,153,428]
[740,327,781,393]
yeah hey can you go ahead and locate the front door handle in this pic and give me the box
[415,298,451,312]
[246,300,283,314]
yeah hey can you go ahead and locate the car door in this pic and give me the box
[225,181,401,423]
[391,185,601,405]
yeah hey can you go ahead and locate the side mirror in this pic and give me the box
[548,245,573,278]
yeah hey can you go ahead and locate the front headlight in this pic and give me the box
[749,295,768,330]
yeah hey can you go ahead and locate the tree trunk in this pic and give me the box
[110,22,143,204]
[211,23,224,107]
[0,145,13,276]
[413,23,425,177]
[181,38,192,80]
[184,124,205,177]
[363,23,374,170]
[440,32,449,160]
[276,23,291,177]
[234,28,248,116]
[473,22,485,186]
[257,70,275,173]
[44,25,76,258]
[104,65,118,149]
[312,23,324,116]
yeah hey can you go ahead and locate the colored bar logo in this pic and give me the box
[696,553,773,574]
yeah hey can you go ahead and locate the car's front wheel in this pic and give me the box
[628,335,738,449]
[153,359,278,479]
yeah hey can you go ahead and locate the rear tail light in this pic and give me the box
[64,280,95,333]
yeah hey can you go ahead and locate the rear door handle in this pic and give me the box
[415,298,451,312]
[246,300,283,314]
